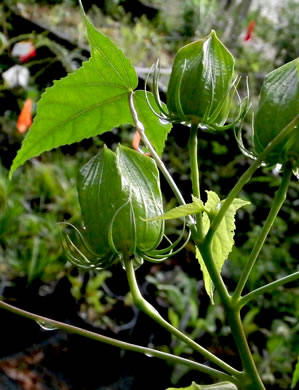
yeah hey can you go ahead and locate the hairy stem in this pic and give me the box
[123,255,241,380]
[0,299,231,379]
[239,270,299,308]
[233,161,293,301]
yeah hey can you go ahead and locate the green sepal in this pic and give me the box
[254,58,299,167]
[166,30,235,125]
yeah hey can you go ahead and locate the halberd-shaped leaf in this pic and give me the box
[254,58,299,167]
[9,5,171,178]
[196,191,250,303]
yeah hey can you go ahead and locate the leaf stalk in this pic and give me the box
[0,299,233,381]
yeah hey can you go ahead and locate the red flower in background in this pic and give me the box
[244,20,256,42]
[20,48,36,63]
[17,98,33,134]
[11,41,36,63]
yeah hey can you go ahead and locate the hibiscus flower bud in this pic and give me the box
[166,30,236,127]
[254,58,299,167]
[77,145,164,262]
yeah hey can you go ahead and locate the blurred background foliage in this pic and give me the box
[0,0,298,389]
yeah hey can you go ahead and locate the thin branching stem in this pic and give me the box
[238,271,299,309]
[128,92,196,227]
[233,161,294,301]
[123,255,242,380]
[0,299,235,381]
[205,115,298,247]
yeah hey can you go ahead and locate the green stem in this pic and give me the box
[233,161,293,301]
[205,115,298,246]
[123,255,241,380]
[226,310,266,390]
[197,241,231,307]
[189,123,201,199]
[239,271,299,309]
[0,299,230,380]
[188,123,204,239]
[197,243,265,389]
[129,92,185,207]
[129,92,196,227]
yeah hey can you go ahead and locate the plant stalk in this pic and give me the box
[129,92,196,227]
[0,299,232,381]
[123,255,241,380]
[188,123,204,239]
[205,115,298,246]
[239,270,299,308]
[196,244,265,389]
[225,309,266,390]
[188,123,201,199]
[196,241,231,307]
[233,161,293,301]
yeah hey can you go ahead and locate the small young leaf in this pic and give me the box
[146,196,204,221]
[291,355,299,389]
[166,381,238,390]
[196,191,250,303]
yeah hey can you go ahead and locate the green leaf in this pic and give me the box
[196,191,250,303]
[9,7,171,178]
[81,3,137,90]
[166,381,238,390]
[291,355,299,389]
[146,196,204,221]
[254,58,299,166]
[133,90,172,156]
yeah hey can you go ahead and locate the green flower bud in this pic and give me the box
[77,145,164,263]
[254,58,299,167]
[166,30,236,126]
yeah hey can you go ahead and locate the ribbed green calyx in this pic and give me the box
[166,30,235,125]
[254,58,299,167]
[77,145,164,260]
